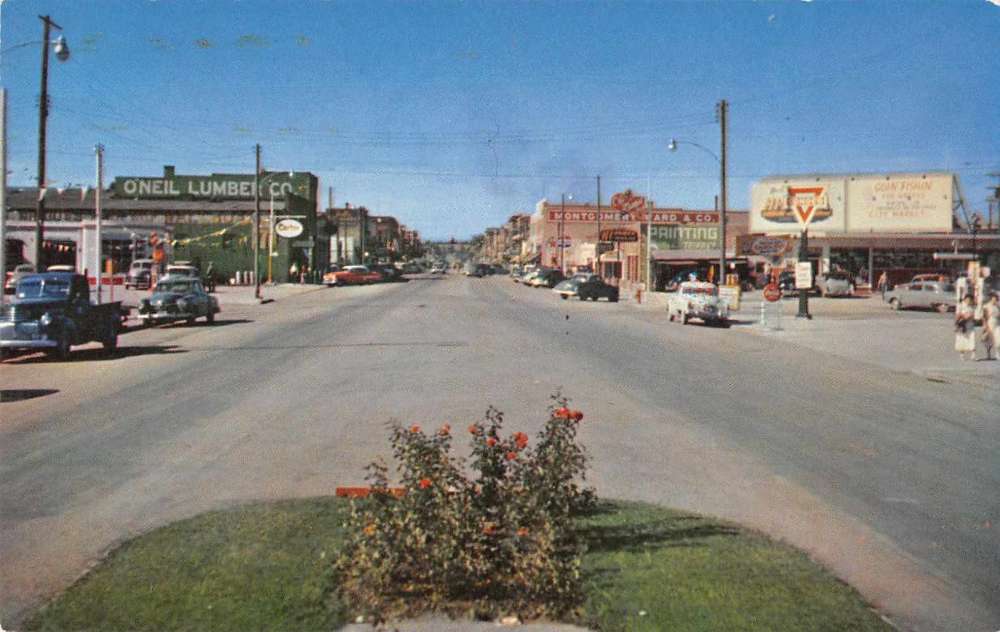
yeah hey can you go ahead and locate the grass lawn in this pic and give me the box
[24,498,890,632]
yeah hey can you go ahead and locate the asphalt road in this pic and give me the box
[1,276,997,631]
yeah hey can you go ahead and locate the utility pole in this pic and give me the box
[0,89,7,308]
[35,17,57,268]
[253,143,261,299]
[596,175,602,278]
[987,173,999,231]
[559,193,566,275]
[95,144,104,302]
[717,99,728,286]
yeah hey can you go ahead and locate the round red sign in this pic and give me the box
[763,284,782,302]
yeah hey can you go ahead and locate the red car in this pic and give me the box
[329,265,383,286]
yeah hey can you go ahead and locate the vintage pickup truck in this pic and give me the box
[0,272,121,361]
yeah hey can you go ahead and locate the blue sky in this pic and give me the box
[1,0,998,240]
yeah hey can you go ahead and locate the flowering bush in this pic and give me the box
[334,395,594,622]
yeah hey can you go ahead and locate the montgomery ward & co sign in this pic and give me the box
[113,172,312,202]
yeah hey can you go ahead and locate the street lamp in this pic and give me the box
[258,170,293,284]
[668,99,728,286]
[559,194,572,275]
[34,16,71,270]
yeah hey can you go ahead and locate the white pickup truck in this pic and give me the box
[667,281,730,327]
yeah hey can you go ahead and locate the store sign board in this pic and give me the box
[600,228,639,242]
[751,178,846,234]
[597,241,615,254]
[610,189,647,213]
[846,173,953,233]
[795,262,813,289]
[113,172,312,202]
[547,208,716,224]
[275,219,304,239]
[647,224,721,251]
[746,235,789,256]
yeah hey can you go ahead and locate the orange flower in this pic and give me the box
[410,424,421,434]
[438,423,451,436]
[418,478,432,489]
[468,424,481,435]
[571,410,584,422]
[486,437,497,447]
[363,523,377,536]
[517,527,529,537]
[505,451,518,461]
[513,432,529,449]
[554,407,571,419]
[482,522,497,535]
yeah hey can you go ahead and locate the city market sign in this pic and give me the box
[275,219,305,239]
[113,173,308,201]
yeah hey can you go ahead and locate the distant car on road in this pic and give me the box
[1,272,122,360]
[668,281,729,326]
[373,264,404,282]
[164,264,200,280]
[137,277,219,326]
[815,271,855,297]
[125,259,154,289]
[884,280,956,313]
[430,263,446,274]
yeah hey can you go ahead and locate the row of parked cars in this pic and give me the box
[510,266,621,302]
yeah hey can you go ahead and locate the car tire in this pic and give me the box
[207,310,215,324]
[102,327,118,355]
[890,298,901,311]
[46,333,71,361]
[668,311,675,322]
[561,294,568,300]
[935,303,950,314]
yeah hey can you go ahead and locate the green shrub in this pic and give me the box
[334,396,594,623]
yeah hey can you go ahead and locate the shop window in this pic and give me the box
[43,240,76,267]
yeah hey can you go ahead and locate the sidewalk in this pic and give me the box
[732,295,1000,389]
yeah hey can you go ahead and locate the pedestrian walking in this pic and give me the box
[877,271,888,300]
[981,293,999,361]
[954,295,977,361]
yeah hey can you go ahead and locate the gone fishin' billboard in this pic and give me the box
[751,172,954,235]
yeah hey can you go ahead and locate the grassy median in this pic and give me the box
[25,498,890,632]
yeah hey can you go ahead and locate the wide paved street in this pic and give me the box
[2,275,998,631]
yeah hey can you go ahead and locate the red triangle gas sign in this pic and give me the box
[786,186,826,228]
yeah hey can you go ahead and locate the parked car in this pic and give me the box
[667,281,729,326]
[137,277,219,326]
[125,259,154,289]
[909,273,951,284]
[553,278,583,299]
[4,263,36,295]
[329,265,383,285]
[884,280,956,313]
[0,272,121,360]
[530,269,565,288]
[322,264,341,286]
[576,276,620,302]
[815,271,855,297]
[374,264,404,282]
[467,263,490,277]
[430,263,446,274]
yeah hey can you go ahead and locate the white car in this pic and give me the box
[667,281,730,326]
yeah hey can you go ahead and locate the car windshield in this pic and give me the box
[156,281,194,293]
[15,278,71,299]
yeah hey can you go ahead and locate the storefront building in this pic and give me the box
[747,172,999,286]
[528,190,748,289]
[4,166,321,283]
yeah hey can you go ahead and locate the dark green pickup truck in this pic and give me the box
[0,272,122,361]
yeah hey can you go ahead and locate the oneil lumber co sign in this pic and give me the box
[113,168,313,202]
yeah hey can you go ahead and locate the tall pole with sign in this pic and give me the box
[789,186,815,320]
[595,175,602,278]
